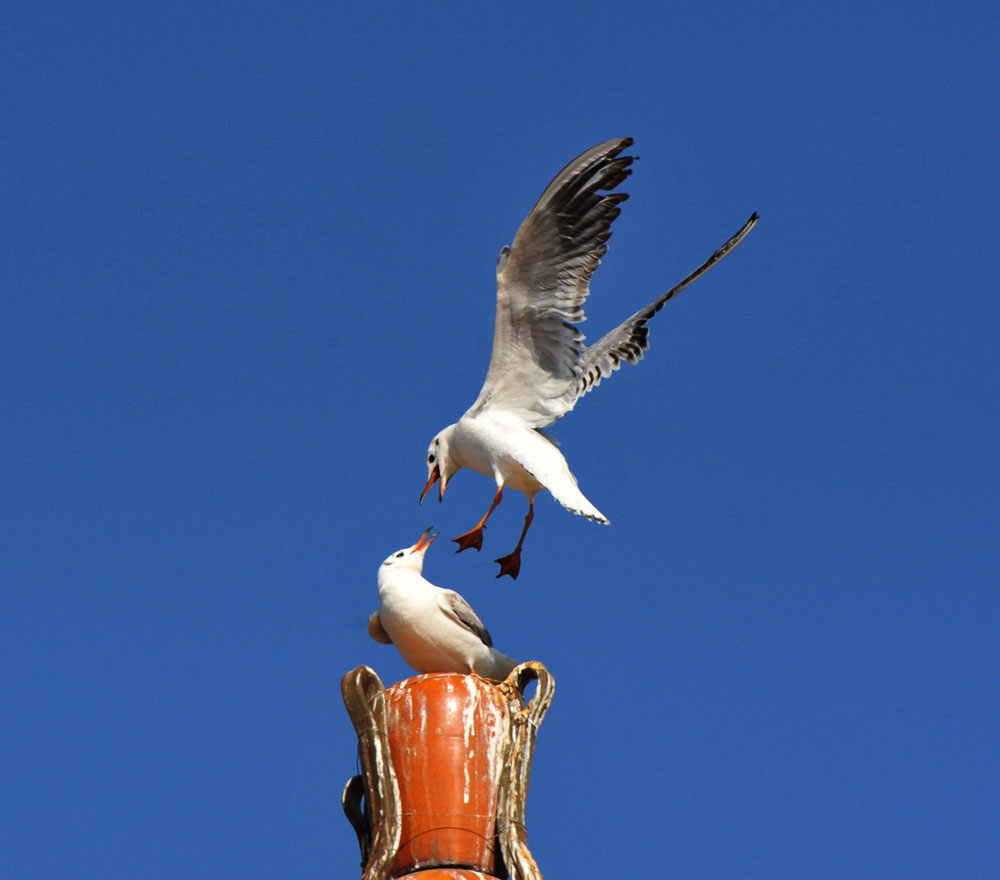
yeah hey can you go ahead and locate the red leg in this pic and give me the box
[494,501,534,579]
[453,486,504,553]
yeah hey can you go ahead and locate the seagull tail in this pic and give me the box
[551,489,609,525]
[486,651,520,682]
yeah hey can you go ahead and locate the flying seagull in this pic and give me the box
[420,137,758,578]
[368,528,519,681]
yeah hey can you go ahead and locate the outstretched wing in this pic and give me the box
[438,590,493,648]
[367,610,393,645]
[576,212,760,397]
[466,137,635,427]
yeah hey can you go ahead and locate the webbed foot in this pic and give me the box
[452,526,484,553]
[494,549,521,579]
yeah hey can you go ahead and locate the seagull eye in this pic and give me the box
[428,453,435,464]
[395,551,404,558]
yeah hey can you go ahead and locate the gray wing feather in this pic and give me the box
[577,212,760,398]
[439,591,493,648]
[467,138,635,426]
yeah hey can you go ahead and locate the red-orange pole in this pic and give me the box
[387,674,507,875]
[396,871,497,880]
[342,664,553,880]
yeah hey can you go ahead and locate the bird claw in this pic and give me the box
[452,527,484,553]
[494,550,521,580]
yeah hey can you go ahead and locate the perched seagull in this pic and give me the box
[420,137,758,579]
[368,528,519,681]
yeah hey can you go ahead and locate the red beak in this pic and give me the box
[420,465,441,504]
[412,527,438,551]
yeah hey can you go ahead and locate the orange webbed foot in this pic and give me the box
[494,549,521,579]
[452,526,484,553]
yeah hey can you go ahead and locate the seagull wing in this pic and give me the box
[466,137,635,427]
[367,610,393,645]
[577,212,760,398]
[438,590,494,648]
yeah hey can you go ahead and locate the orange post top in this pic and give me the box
[396,871,497,880]
[385,673,510,877]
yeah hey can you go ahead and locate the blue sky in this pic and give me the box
[3,3,998,878]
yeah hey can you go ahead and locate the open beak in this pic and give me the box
[420,465,442,504]
[412,527,439,552]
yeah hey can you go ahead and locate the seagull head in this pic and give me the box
[420,425,459,504]
[380,527,439,574]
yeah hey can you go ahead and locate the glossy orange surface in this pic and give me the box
[396,871,497,880]
[385,673,509,876]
